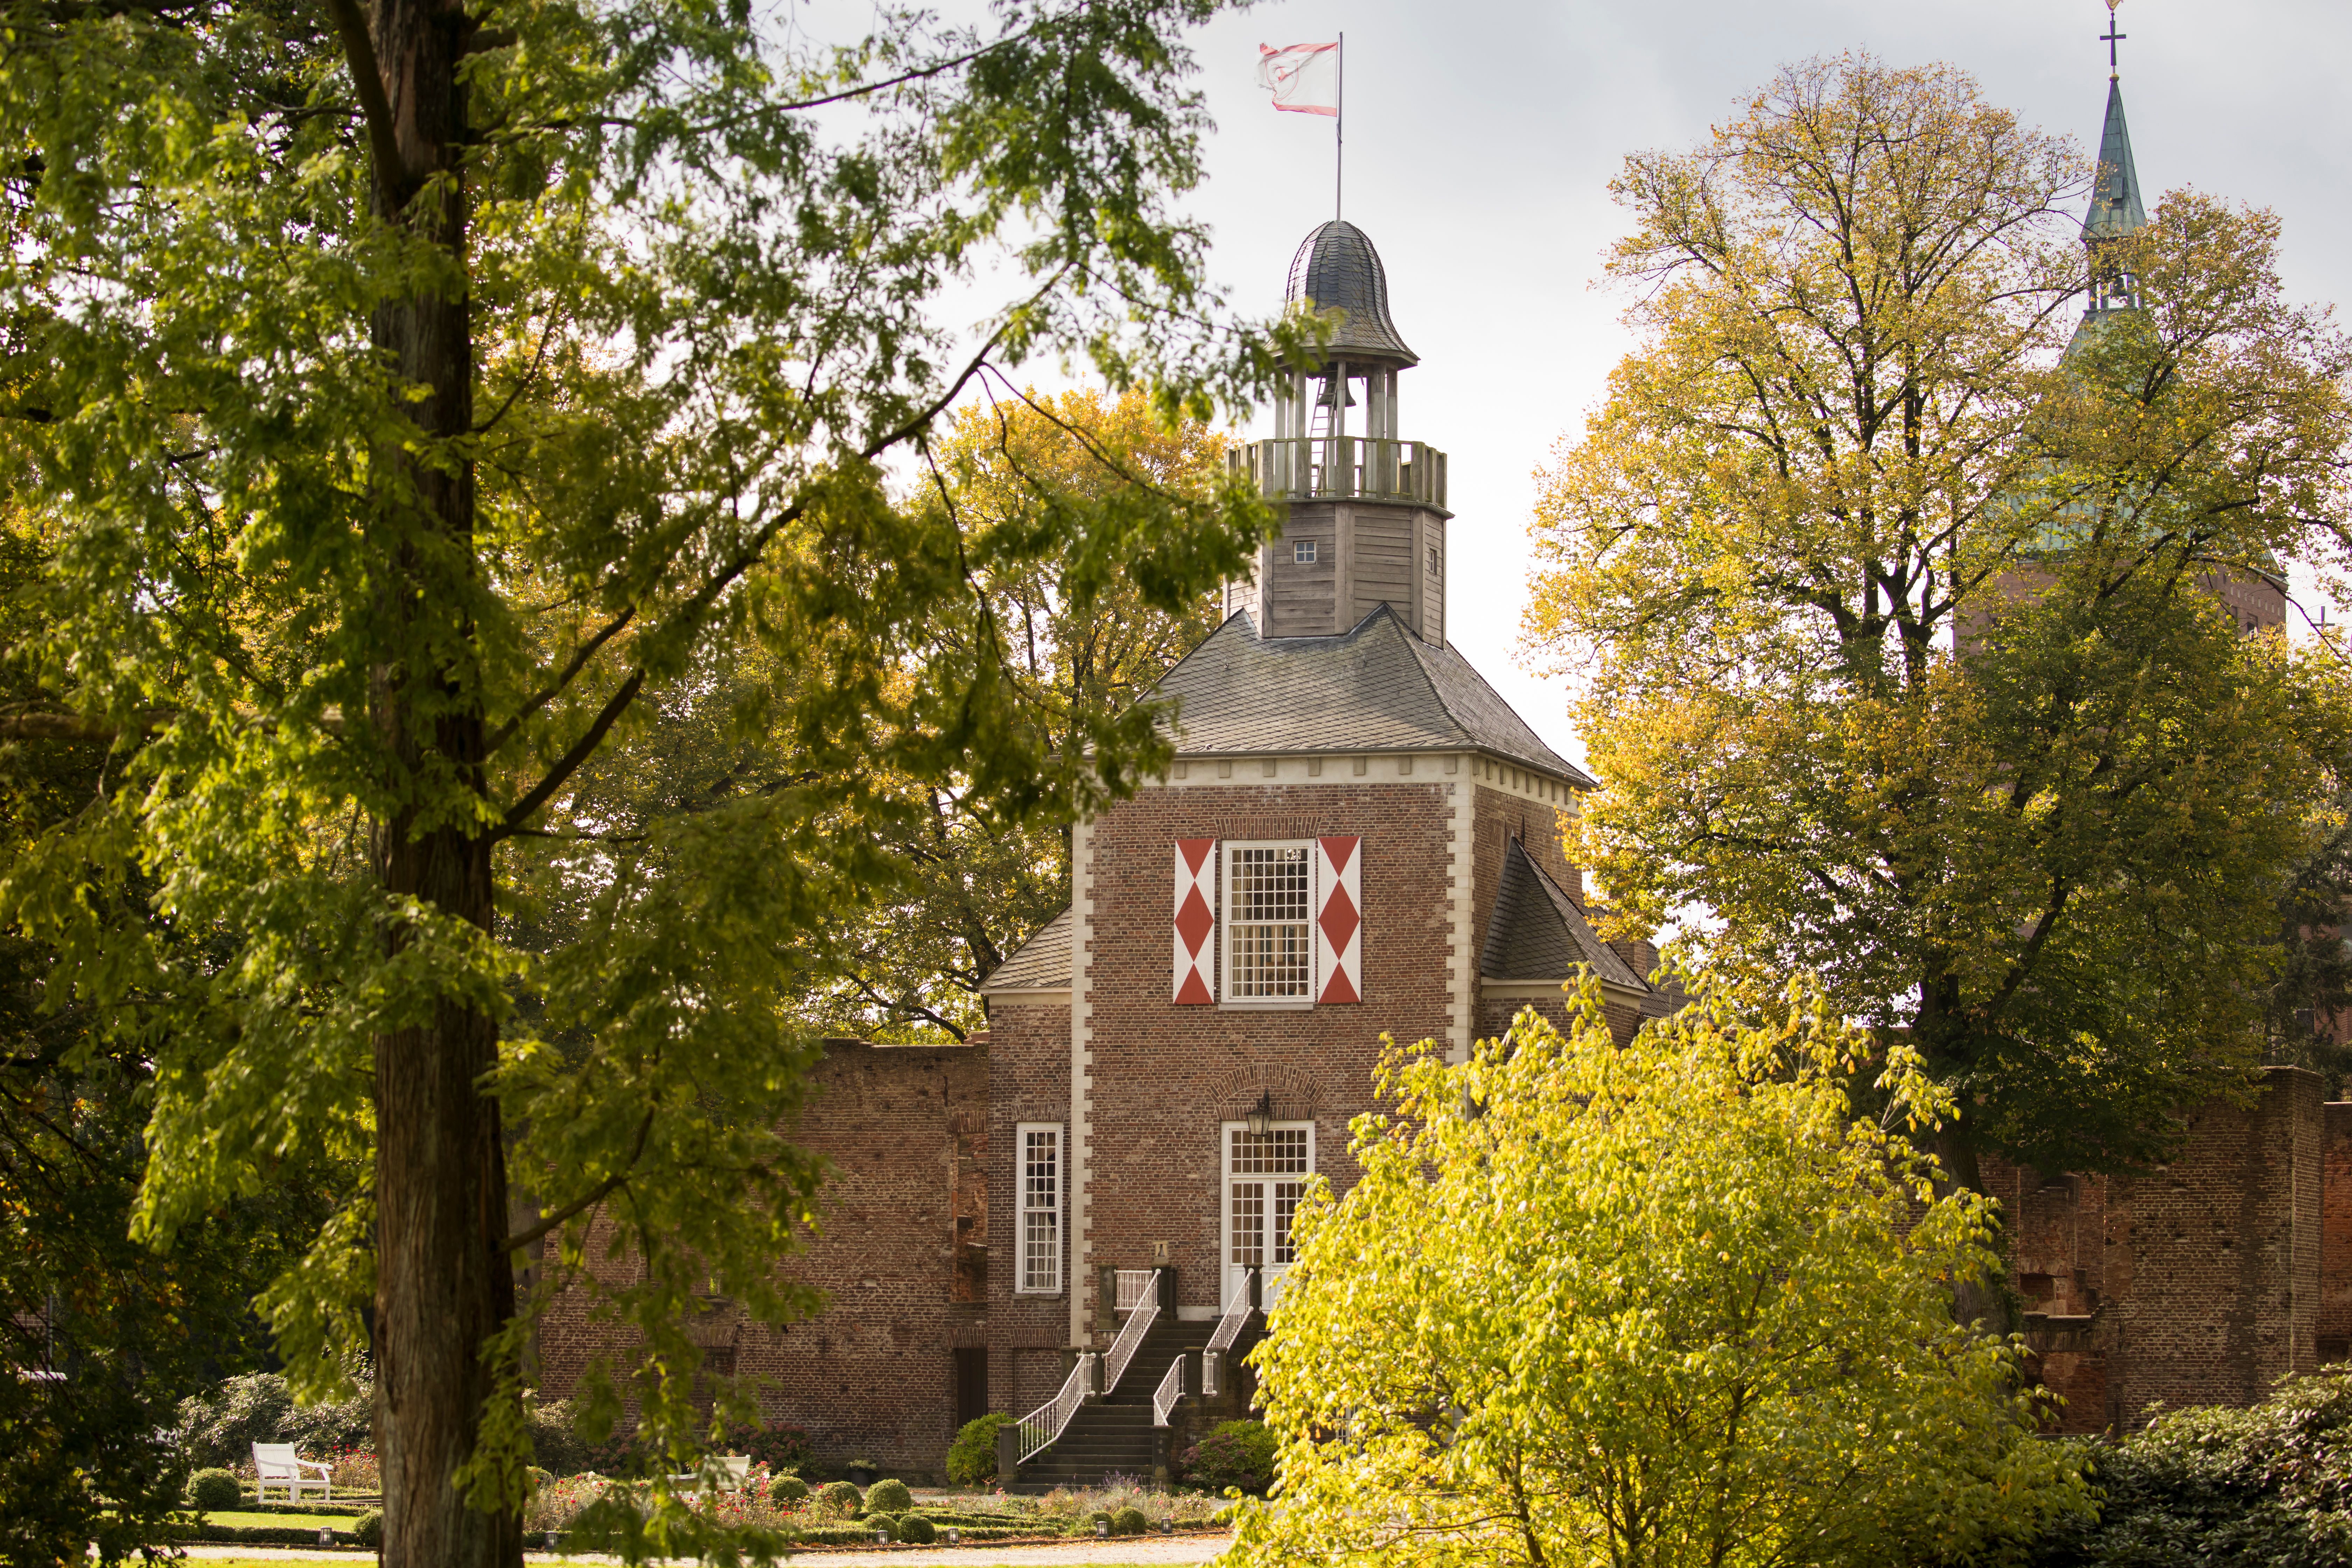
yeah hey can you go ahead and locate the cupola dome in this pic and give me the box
[1285,221,1418,369]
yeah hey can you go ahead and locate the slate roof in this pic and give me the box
[1154,607,1596,786]
[1479,837,1644,990]
[1287,220,1418,368]
[978,906,1071,993]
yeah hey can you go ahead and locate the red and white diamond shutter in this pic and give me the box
[1315,836,1362,1004]
[1174,838,1218,1003]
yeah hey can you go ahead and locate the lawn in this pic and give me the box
[200,1511,360,1530]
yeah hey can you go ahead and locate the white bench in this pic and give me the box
[252,1442,331,1503]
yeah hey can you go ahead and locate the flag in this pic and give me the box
[1257,42,1338,117]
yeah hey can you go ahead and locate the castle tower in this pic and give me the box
[1225,221,1451,643]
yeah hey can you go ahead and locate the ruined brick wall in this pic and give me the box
[2104,1068,2324,1425]
[2321,1101,2352,1362]
[1074,778,1457,1320]
[534,1038,986,1480]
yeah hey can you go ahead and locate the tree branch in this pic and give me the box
[506,1109,655,1252]
[319,0,415,204]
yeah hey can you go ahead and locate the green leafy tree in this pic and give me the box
[1524,57,2352,1189]
[0,3,1281,1564]
[812,385,1233,1039]
[0,509,342,1566]
[1232,976,2091,1568]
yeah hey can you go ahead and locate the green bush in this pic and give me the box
[176,1371,374,1472]
[734,1423,811,1474]
[524,1399,592,1477]
[816,1479,862,1518]
[896,1513,937,1544]
[2022,1368,2352,1566]
[868,1514,901,1540]
[1181,1419,1276,1495]
[771,1474,810,1502]
[1112,1506,1149,1536]
[864,1477,913,1514]
[352,1511,383,1548]
[1090,1509,1114,1533]
[187,1469,243,1511]
[945,1412,1011,1486]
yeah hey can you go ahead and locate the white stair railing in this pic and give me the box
[1113,1269,1155,1316]
[1202,1268,1256,1397]
[1152,1355,1184,1427]
[1016,1351,1096,1464]
[1100,1267,1161,1397]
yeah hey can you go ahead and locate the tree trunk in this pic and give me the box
[359,1,519,1564]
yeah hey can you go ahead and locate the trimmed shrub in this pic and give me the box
[1112,1506,1149,1536]
[352,1510,383,1548]
[896,1513,938,1544]
[945,1413,1011,1486]
[1182,1419,1276,1495]
[864,1477,913,1514]
[188,1469,243,1510]
[817,1479,862,1518]
[1090,1510,1114,1532]
[735,1423,811,1474]
[771,1474,810,1503]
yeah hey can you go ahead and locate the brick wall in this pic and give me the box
[534,1038,987,1479]
[1073,780,1457,1319]
[2109,1068,2324,1423]
[982,997,1077,1414]
[2321,1101,2352,1362]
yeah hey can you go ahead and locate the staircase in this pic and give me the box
[1011,1315,1222,1491]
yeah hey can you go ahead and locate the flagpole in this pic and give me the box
[1335,32,1344,222]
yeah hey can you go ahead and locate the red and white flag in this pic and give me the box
[1257,42,1338,117]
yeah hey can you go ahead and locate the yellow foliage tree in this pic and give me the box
[1231,977,2092,1568]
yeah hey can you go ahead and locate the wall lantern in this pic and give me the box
[1245,1091,1276,1138]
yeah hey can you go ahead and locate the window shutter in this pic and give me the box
[1175,838,1218,1003]
[1315,836,1362,1004]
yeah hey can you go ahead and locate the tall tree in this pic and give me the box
[1524,57,2352,1191]
[0,4,1280,1565]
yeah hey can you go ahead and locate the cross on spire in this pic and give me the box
[2101,0,2127,80]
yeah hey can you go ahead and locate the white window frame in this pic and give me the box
[1294,538,1317,564]
[1220,1120,1317,1308]
[1015,1123,1063,1295]
[1221,839,1316,1009]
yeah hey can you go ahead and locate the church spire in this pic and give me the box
[2083,3,2146,315]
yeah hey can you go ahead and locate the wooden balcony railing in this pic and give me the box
[1232,438,1448,508]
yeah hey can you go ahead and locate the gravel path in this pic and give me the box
[168,1534,1234,1566]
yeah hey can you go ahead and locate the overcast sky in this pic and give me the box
[1161,0,2352,767]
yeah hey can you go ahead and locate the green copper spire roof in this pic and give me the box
[2084,78,2147,241]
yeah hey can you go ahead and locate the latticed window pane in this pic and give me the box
[1230,1128,1310,1175]
[1230,1183,1265,1267]
[1020,1126,1060,1293]
[1228,845,1311,998]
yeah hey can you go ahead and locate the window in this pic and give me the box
[1427,543,1441,576]
[1017,1124,1062,1293]
[1294,538,1317,564]
[1225,842,1312,1001]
